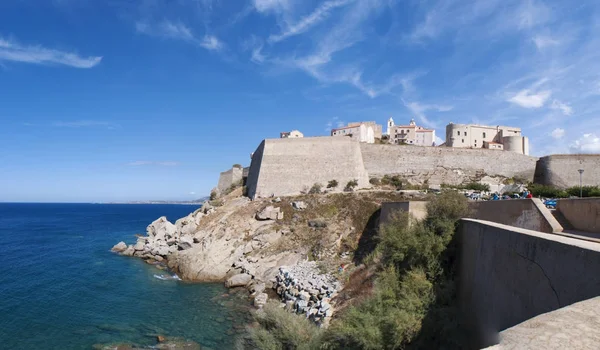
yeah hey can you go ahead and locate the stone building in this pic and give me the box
[331,121,382,144]
[445,123,529,155]
[388,118,436,146]
[280,130,304,138]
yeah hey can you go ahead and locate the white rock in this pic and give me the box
[254,293,268,308]
[225,273,252,288]
[111,241,127,253]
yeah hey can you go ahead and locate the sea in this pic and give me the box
[0,203,252,350]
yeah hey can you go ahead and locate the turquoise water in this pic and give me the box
[0,203,251,349]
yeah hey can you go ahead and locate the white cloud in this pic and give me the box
[127,161,180,166]
[550,99,573,115]
[268,0,353,43]
[136,20,223,51]
[253,0,290,13]
[508,89,551,108]
[0,37,101,68]
[199,35,223,51]
[550,128,565,139]
[402,100,453,128]
[189,191,196,195]
[569,134,600,154]
[532,35,560,50]
[517,0,551,30]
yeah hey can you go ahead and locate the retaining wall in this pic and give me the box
[557,198,600,233]
[468,198,562,233]
[217,167,243,194]
[534,154,600,188]
[360,144,537,185]
[379,201,428,228]
[246,137,370,199]
[458,219,600,348]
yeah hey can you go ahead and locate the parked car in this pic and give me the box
[544,199,557,209]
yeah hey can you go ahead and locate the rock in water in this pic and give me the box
[225,273,252,288]
[111,241,127,253]
[122,246,135,256]
[254,293,268,308]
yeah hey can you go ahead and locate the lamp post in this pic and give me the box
[578,169,584,198]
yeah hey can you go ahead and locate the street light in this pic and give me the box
[578,169,584,198]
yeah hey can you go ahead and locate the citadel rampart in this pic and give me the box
[360,144,537,185]
[246,137,370,199]
[534,154,600,188]
[217,167,243,194]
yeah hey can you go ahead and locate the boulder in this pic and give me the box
[146,217,177,241]
[254,293,268,308]
[248,281,266,294]
[178,241,193,251]
[122,246,135,256]
[225,273,252,288]
[111,241,127,253]
[133,241,145,251]
[292,201,307,210]
[255,206,283,221]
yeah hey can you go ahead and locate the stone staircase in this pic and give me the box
[551,209,574,231]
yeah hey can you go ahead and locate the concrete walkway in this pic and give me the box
[486,297,600,349]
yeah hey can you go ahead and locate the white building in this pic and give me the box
[331,121,382,144]
[445,123,529,155]
[389,119,436,146]
[280,130,304,138]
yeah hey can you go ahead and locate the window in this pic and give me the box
[457,131,461,136]
[462,139,465,143]
[483,132,486,138]
[465,132,467,136]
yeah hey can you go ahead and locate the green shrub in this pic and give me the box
[248,301,323,350]
[309,183,323,194]
[369,178,381,186]
[327,180,339,189]
[210,189,218,200]
[323,191,469,349]
[528,183,569,198]
[381,175,403,189]
[566,185,600,197]
[463,182,490,192]
[344,179,359,191]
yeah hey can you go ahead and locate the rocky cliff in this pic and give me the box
[112,188,414,321]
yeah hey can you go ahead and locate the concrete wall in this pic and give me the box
[379,201,428,228]
[246,137,370,199]
[458,219,600,348]
[468,198,562,233]
[360,144,538,185]
[534,154,600,188]
[557,198,600,233]
[217,167,243,194]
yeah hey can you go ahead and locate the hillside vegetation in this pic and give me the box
[245,191,469,350]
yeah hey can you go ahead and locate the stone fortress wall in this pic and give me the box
[243,137,598,199]
[534,154,600,189]
[216,166,244,194]
[246,137,370,199]
[361,144,538,185]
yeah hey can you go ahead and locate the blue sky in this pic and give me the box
[1,0,599,202]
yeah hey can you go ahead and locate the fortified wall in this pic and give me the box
[360,144,538,185]
[216,166,243,194]
[246,137,370,199]
[534,154,600,188]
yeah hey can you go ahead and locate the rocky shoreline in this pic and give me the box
[111,196,345,325]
